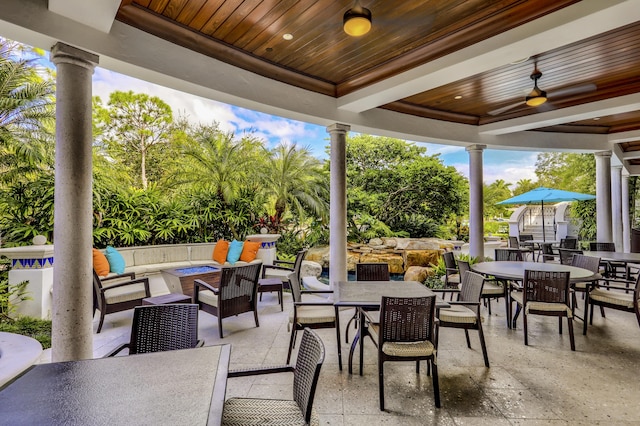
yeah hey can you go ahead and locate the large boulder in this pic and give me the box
[404,266,434,282]
[403,249,442,268]
[300,260,322,278]
[306,246,330,268]
[359,252,404,274]
[395,238,441,250]
[346,251,361,272]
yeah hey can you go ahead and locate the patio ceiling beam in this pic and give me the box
[49,0,120,34]
[477,93,640,136]
[336,0,640,113]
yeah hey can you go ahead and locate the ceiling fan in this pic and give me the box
[487,67,597,116]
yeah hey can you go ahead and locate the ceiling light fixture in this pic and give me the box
[283,33,293,40]
[525,70,547,107]
[343,1,371,37]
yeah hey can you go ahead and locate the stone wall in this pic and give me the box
[305,237,455,274]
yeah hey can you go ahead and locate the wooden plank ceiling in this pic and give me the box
[116,0,640,150]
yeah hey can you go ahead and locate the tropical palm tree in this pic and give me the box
[261,143,328,226]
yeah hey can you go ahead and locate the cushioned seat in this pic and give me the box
[288,306,336,326]
[103,282,149,305]
[437,304,477,324]
[222,398,319,426]
[588,289,636,308]
[481,281,504,295]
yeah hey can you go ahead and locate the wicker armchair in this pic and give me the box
[558,248,583,265]
[105,304,203,356]
[560,237,578,249]
[288,275,342,370]
[366,295,440,410]
[344,263,390,343]
[262,248,307,289]
[223,328,325,426]
[569,254,601,316]
[494,248,523,261]
[540,243,558,263]
[584,273,640,335]
[511,270,575,351]
[589,242,626,278]
[93,269,150,333]
[436,271,489,367]
[194,262,262,338]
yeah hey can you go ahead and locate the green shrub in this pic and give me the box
[0,316,52,349]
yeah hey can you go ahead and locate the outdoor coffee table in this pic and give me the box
[161,265,221,302]
[257,278,284,311]
[142,293,192,305]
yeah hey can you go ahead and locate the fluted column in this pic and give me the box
[611,165,623,251]
[50,43,98,362]
[622,172,631,252]
[595,151,613,243]
[327,124,350,290]
[467,144,486,259]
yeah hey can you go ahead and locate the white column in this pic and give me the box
[50,43,98,362]
[611,165,623,251]
[327,124,350,290]
[622,172,631,252]
[466,144,486,259]
[595,151,613,243]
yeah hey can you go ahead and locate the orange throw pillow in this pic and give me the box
[240,241,261,262]
[212,240,230,264]
[92,248,110,277]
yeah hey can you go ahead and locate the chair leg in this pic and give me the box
[345,310,357,343]
[523,311,529,346]
[431,359,441,408]
[512,304,521,328]
[600,305,606,318]
[253,309,260,328]
[218,316,224,338]
[287,327,298,364]
[378,359,385,411]
[464,329,471,349]
[583,298,589,335]
[568,316,575,351]
[478,324,490,368]
[558,316,563,335]
[487,299,492,315]
[97,311,105,334]
[335,307,342,371]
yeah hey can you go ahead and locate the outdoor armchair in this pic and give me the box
[287,275,342,370]
[222,328,325,426]
[194,262,262,338]
[93,269,150,333]
[262,248,307,289]
[584,272,640,335]
[105,303,203,356]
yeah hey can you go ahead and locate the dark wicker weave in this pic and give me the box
[93,269,150,333]
[106,304,203,356]
[514,270,574,350]
[345,263,391,343]
[560,238,578,249]
[373,295,439,410]
[584,272,640,336]
[508,236,519,248]
[437,271,489,367]
[558,248,583,265]
[288,275,341,369]
[494,248,523,262]
[223,328,325,426]
[540,243,557,263]
[589,242,626,278]
[570,254,601,315]
[194,262,261,338]
[262,248,307,289]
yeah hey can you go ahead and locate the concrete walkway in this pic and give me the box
[40,287,640,425]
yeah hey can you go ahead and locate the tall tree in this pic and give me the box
[512,178,538,196]
[261,143,328,226]
[94,91,173,189]
[483,180,512,219]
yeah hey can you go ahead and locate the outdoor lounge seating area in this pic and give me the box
[31,276,640,424]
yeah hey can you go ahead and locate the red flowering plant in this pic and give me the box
[254,214,281,234]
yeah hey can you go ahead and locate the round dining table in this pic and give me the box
[583,251,640,263]
[471,261,598,283]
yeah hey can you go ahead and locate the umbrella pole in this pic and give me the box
[541,200,545,242]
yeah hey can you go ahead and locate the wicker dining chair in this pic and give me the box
[345,263,390,343]
[560,237,578,249]
[194,262,262,338]
[366,295,440,410]
[511,270,575,351]
[589,242,626,278]
[287,275,341,370]
[558,248,583,265]
[584,273,640,336]
[262,248,307,289]
[569,254,601,316]
[494,248,523,261]
[222,328,325,426]
[105,304,203,356]
[508,236,520,248]
[437,271,489,367]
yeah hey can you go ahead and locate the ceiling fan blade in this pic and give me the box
[550,83,597,99]
[487,101,523,116]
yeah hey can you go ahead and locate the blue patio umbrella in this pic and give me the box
[497,187,596,241]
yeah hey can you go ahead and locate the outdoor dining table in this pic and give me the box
[471,261,599,327]
[584,250,640,280]
[333,280,449,375]
[0,344,231,426]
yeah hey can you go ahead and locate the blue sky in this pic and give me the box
[91,67,540,185]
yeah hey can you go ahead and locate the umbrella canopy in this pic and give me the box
[497,187,596,205]
[497,187,596,241]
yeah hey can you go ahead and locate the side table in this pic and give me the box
[257,278,284,311]
[142,293,192,305]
